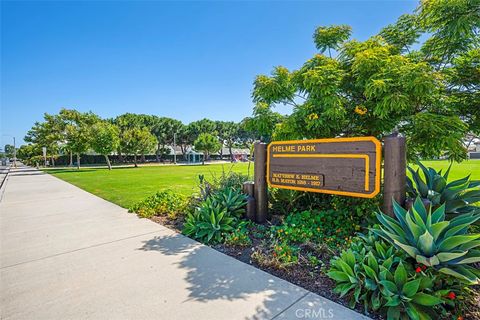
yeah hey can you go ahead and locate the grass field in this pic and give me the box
[45,163,251,208]
[45,160,479,209]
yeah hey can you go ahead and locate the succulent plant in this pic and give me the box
[372,198,480,284]
[183,197,235,244]
[406,162,480,216]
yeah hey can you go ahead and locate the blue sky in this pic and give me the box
[1,0,417,147]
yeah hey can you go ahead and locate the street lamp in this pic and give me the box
[173,132,177,164]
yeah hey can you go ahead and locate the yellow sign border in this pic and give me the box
[267,137,382,198]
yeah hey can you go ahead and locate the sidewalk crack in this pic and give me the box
[270,291,309,320]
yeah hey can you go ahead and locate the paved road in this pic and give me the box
[0,166,368,320]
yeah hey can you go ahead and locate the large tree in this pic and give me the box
[90,121,120,170]
[249,0,479,161]
[24,113,64,166]
[216,121,240,161]
[193,133,222,165]
[58,109,99,169]
[123,127,157,167]
[151,117,184,161]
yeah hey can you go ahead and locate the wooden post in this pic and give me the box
[383,133,406,216]
[242,181,256,221]
[254,142,268,223]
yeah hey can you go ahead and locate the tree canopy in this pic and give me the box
[249,0,479,161]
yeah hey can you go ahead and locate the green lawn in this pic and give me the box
[409,160,480,181]
[45,163,251,208]
[45,160,479,209]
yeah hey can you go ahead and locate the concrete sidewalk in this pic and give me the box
[0,166,368,320]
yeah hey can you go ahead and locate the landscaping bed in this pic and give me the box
[127,163,480,320]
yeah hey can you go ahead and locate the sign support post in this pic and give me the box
[383,133,406,216]
[254,142,268,223]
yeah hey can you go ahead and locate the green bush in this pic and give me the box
[182,188,247,244]
[269,189,378,228]
[210,188,247,218]
[372,197,480,284]
[129,190,188,219]
[407,162,480,216]
[224,221,252,247]
[327,232,459,319]
[183,197,235,244]
[273,209,365,249]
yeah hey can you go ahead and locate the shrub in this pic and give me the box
[210,188,247,218]
[224,221,252,247]
[273,209,364,249]
[407,162,480,216]
[182,188,247,244]
[182,197,235,244]
[372,197,480,284]
[129,190,188,219]
[328,232,454,319]
[198,168,250,200]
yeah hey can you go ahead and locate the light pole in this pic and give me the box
[13,137,16,168]
[173,132,177,164]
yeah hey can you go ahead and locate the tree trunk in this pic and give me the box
[141,153,146,163]
[69,151,73,166]
[134,154,138,168]
[202,153,205,165]
[104,154,112,170]
[51,156,55,167]
[76,153,81,169]
[229,145,234,162]
[156,144,161,162]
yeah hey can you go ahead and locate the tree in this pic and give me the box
[244,103,284,143]
[123,127,157,167]
[58,109,99,169]
[151,117,184,161]
[24,113,64,166]
[216,121,240,161]
[3,144,15,158]
[250,0,479,161]
[113,113,156,163]
[90,121,120,170]
[193,133,222,165]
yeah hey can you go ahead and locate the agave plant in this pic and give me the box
[328,248,444,319]
[372,198,480,284]
[210,188,247,218]
[407,162,480,215]
[182,197,235,244]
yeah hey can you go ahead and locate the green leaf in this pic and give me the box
[394,262,407,287]
[363,263,377,280]
[327,271,350,282]
[439,234,480,251]
[402,279,421,297]
[412,293,443,306]
[418,230,435,256]
[431,204,445,224]
[386,306,400,320]
[393,239,420,258]
[380,280,398,295]
[436,251,468,262]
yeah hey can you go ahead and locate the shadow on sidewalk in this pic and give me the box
[139,233,303,320]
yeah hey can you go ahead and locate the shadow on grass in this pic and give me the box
[138,233,306,320]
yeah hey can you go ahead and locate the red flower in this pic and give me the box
[457,316,464,320]
[415,267,422,273]
[447,292,456,300]
[421,265,427,270]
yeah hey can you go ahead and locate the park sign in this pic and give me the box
[267,137,381,198]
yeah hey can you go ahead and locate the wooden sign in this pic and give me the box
[267,137,381,198]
